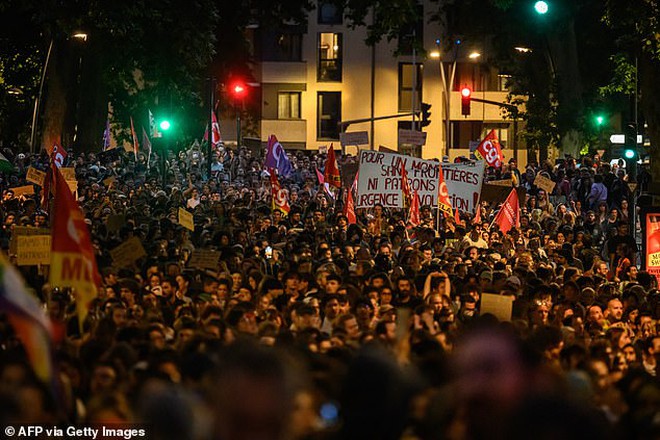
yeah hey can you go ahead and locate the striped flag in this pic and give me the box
[130,117,139,159]
[0,252,54,384]
[102,117,111,151]
[149,110,162,138]
[141,127,152,167]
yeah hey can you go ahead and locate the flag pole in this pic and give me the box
[207,77,215,180]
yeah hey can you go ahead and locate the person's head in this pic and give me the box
[334,313,360,341]
[606,298,624,323]
[323,295,341,320]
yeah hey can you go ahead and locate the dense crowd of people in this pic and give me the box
[0,144,658,440]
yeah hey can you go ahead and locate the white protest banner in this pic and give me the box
[356,150,440,208]
[442,161,486,214]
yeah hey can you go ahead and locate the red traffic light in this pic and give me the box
[230,81,247,99]
[461,86,472,116]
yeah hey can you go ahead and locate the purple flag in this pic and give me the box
[264,134,292,177]
[102,118,111,151]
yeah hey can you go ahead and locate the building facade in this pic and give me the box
[233,1,527,163]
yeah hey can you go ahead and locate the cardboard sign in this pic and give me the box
[178,208,195,231]
[340,131,369,147]
[480,293,513,322]
[10,227,50,255]
[488,179,512,187]
[103,176,116,187]
[534,174,556,194]
[109,237,146,268]
[441,161,486,214]
[16,235,51,266]
[10,185,35,197]
[26,167,46,186]
[398,129,427,146]
[188,249,221,270]
[66,180,78,195]
[60,167,76,181]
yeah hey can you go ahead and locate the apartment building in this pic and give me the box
[238,1,527,163]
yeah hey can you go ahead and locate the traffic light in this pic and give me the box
[595,115,605,127]
[534,1,549,15]
[159,120,171,131]
[624,122,637,148]
[230,81,247,101]
[461,86,472,116]
[624,123,638,182]
[420,102,432,128]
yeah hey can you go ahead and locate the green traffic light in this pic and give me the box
[595,115,604,126]
[159,120,171,131]
[624,149,635,159]
[534,1,549,14]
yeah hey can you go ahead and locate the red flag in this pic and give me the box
[473,202,482,225]
[270,169,290,216]
[401,159,411,203]
[492,188,520,235]
[437,163,453,216]
[49,162,101,330]
[408,191,421,227]
[345,189,357,224]
[324,143,341,188]
[50,144,67,168]
[454,206,462,225]
[203,111,222,148]
[130,117,139,159]
[474,130,503,168]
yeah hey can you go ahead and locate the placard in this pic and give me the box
[480,293,513,322]
[188,249,221,270]
[398,129,427,146]
[60,167,76,181]
[355,150,485,213]
[109,237,146,268]
[534,174,556,194]
[178,208,194,231]
[103,176,116,187]
[26,167,46,186]
[488,179,512,187]
[10,185,35,197]
[16,235,51,266]
[10,227,50,255]
[340,131,369,147]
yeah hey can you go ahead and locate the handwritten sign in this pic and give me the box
[534,174,556,194]
[109,237,146,268]
[26,167,46,186]
[188,249,221,270]
[10,185,35,197]
[10,227,50,255]
[480,293,513,322]
[178,208,194,231]
[16,235,51,266]
[488,179,512,187]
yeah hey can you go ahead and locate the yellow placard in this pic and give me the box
[534,174,556,194]
[178,208,195,231]
[489,179,513,187]
[109,237,146,268]
[649,251,660,267]
[10,185,35,197]
[26,167,46,186]
[480,293,513,322]
[16,235,51,266]
[60,167,76,181]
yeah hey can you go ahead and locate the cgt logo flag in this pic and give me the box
[492,188,520,234]
[49,162,101,329]
[270,169,290,216]
[474,129,503,168]
[437,163,453,216]
[51,144,68,168]
[324,143,341,188]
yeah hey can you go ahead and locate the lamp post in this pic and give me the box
[436,39,461,156]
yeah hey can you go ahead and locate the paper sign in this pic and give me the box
[480,293,513,322]
[10,185,35,197]
[110,237,146,268]
[178,208,194,231]
[10,227,50,255]
[488,179,512,187]
[188,249,221,270]
[340,131,369,147]
[60,167,76,181]
[66,180,78,195]
[16,235,51,266]
[398,129,427,146]
[26,167,46,186]
[534,174,556,194]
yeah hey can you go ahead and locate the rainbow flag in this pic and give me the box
[0,253,54,384]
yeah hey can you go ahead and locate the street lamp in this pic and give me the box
[435,38,461,156]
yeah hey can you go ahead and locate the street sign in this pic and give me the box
[610,134,643,144]
[340,131,369,147]
[398,129,427,146]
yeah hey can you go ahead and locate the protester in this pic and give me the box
[0,144,657,439]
